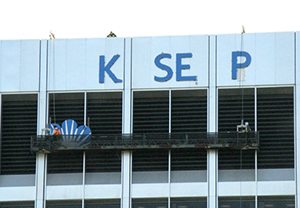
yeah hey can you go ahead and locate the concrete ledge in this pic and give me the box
[171,182,208,197]
[46,185,83,200]
[0,186,35,201]
[85,184,122,199]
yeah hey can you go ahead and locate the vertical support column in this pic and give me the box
[0,94,2,173]
[82,92,87,208]
[207,35,218,208]
[168,90,172,208]
[121,37,132,208]
[295,31,300,208]
[208,150,218,208]
[254,87,258,208]
[82,151,86,208]
[35,39,49,208]
[84,92,87,126]
[168,150,171,208]
[121,151,132,208]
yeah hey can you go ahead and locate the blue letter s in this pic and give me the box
[154,53,173,82]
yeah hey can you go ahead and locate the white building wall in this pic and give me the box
[131,35,208,89]
[217,32,295,87]
[208,35,218,208]
[295,31,300,208]
[47,38,125,91]
[122,37,132,208]
[0,32,297,207]
[0,40,40,92]
[0,187,36,201]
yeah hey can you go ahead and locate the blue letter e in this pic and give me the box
[176,53,196,81]
[232,51,252,80]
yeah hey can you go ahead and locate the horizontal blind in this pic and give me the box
[171,90,207,133]
[85,150,121,172]
[218,88,255,169]
[47,151,83,173]
[257,87,294,169]
[133,91,169,134]
[87,92,122,135]
[132,149,168,171]
[49,93,84,125]
[171,148,207,170]
[48,93,84,173]
[1,94,37,175]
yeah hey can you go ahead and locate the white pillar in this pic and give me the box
[121,151,132,208]
[121,38,132,208]
[295,31,300,208]
[207,35,218,208]
[35,39,49,208]
[208,150,218,208]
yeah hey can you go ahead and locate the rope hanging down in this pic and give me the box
[240,25,245,208]
[240,25,245,125]
[49,31,56,124]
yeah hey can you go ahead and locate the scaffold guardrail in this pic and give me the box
[30,132,259,153]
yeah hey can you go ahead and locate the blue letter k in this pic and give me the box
[99,55,122,83]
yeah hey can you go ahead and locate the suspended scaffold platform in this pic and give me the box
[31,132,259,153]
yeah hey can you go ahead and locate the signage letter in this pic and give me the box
[99,55,122,83]
[176,53,196,81]
[232,51,252,80]
[154,53,173,82]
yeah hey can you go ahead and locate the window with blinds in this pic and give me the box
[86,92,122,135]
[171,90,207,171]
[133,91,169,134]
[218,87,294,170]
[1,94,37,175]
[171,90,207,133]
[132,90,207,172]
[86,92,122,173]
[47,92,123,174]
[0,201,34,208]
[257,87,294,169]
[47,93,84,173]
[218,88,255,170]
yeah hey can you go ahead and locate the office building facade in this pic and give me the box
[0,32,298,208]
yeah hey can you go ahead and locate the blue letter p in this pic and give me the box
[232,51,252,80]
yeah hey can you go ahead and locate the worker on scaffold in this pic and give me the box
[107,31,117,37]
[53,126,61,135]
[245,122,251,132]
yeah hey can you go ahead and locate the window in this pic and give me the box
[258,196,295,208]
[257,87,294,169]
[218,88,255,170]
[1,94,37,175]
[219,197,255,208]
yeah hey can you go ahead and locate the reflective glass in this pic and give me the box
[171,201,207,208]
